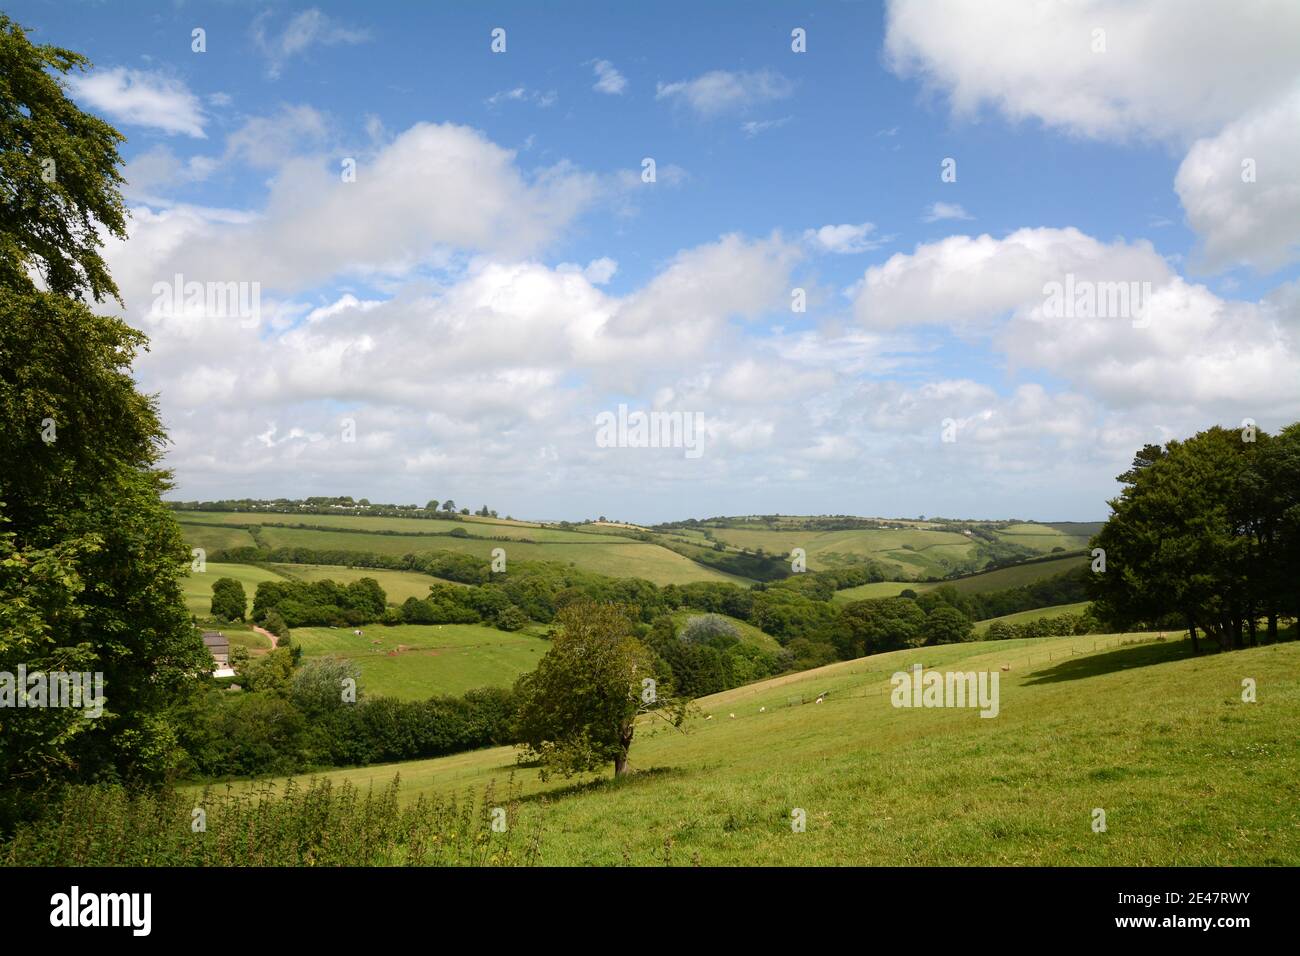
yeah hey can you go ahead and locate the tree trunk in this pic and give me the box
[1186,614,1199,654]
[614,721,634,777]
[1268,612,1278,643]
[1247,614,1257,647]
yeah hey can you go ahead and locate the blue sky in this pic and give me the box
[12,1,1300,522]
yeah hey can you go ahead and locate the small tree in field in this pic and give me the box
[924,605,974,645]
[513,601,679,778]
[210,577,247,621]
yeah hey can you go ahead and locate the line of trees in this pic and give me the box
[169,496,501,519]
[176,656,518,777]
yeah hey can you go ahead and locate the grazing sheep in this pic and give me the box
[729,712,735,719]
[759,706,766,713]
[1000,663,1010,672]
[704,715,713,721]
[815,693,826,704]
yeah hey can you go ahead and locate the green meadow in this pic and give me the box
[293,623,551,699]
[974,601,1094,633]
[940,553,1088,593]
[270,563,462,602]
[224,633,1300,865]
[176,512,1099,588]
[251,525,745,586]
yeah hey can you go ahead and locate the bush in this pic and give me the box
[680,613,740,645]
[494,606,529,631]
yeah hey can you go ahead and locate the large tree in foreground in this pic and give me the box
[1089,425,1300,652]
[513,602,675,778]
[0,14,204,827]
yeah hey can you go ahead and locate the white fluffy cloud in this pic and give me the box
[113,122,600,293]
[656,70,793,117]
[884,0,1300,143]
[66,68,206,138]
[885,0,1300,270]
[122,229,815,504]
[804,222,888,255]
[923,202,971,223]
[106,106,1299,519]
[1175,89,1300,272]
[591,60,627,95]
[854,228,1300,418]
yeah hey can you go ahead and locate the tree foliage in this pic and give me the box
[209,578,247,622]
[1090,424,1300,650]
[0,15,204,830]
[0,14,127,303]
[513,602,671,778]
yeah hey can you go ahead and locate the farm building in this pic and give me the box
[202,631,233,676]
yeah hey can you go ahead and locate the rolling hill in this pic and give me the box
[217,632,1300,865]
[175,508,1099,589]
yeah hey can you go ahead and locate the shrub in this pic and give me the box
[680,613,740,645]
[494,606,529,631]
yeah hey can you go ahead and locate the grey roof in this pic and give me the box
[202,632,229,647]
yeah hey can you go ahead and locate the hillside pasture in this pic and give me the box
[251,525,745,586]
[218,633,1300,865]
[704,526,978,577]
[291,623,550,699]
[990,523,1092,553]
[941,553,1089,594]
[177,521,259,554]
[974,601,1093,633]
[269,563,460,603]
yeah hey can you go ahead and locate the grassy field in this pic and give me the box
[269,563,458,603]
[292,623,550,699]
[832,580,932,603]
[994,522,1092,551]
[705,526,978,577]
[181,562,290,617]
[246,525,746,586]
[224,633,1300,865]
[940,553,1088,594]
[178,521,258,554]
[974,601,1093,633]
[176,510,612,543]
[830,553,1087,604]
[175,510,1099,589]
